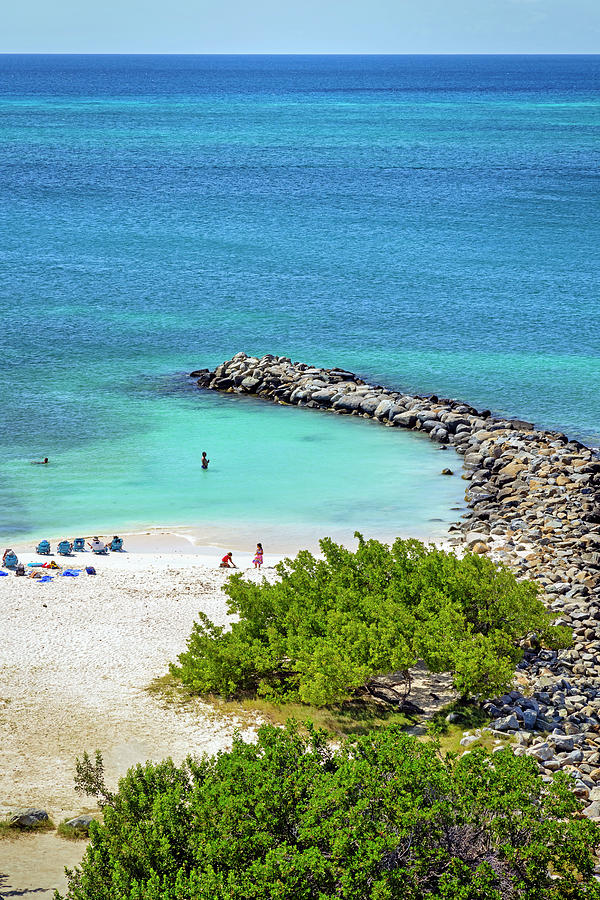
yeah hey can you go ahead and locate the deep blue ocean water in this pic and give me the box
[1,55,599,546]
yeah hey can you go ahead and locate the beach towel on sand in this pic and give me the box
[0,570,8,576]
[61,569,81,577]
[38,575,53,583]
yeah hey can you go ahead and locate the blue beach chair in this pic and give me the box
[36,540,51,555]
[109,537,123,552]
[57,540,73,556]
[72,538,86,552]
[3,550,18,569]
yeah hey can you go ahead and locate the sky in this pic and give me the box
[2,0,599,54]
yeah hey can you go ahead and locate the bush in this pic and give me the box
[172,535,570,706]
[56,724,600,900]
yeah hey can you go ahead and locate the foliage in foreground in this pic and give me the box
[57,723,600,900]
[172,535,570,706]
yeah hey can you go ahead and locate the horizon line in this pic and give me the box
[1,51,599,56]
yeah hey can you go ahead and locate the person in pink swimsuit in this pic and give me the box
[253,543,263,569]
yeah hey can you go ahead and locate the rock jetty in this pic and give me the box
[191,352,600,814]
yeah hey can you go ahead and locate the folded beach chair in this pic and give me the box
[36,539,51,555]
[3,551,18,569]
[57,540,72,556]
[109,537,123,552]
[72,538,86,552]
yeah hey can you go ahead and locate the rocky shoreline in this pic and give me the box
[192,352,600,817]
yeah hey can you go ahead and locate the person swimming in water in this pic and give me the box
[201,451,209,470]
[31,457,48,465]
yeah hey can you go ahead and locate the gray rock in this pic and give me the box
[9,808,49,827]
[564,749,585,765]
[360,397,382,416]
[528,743,555,762]
[495,714,519,732]
[333,394,363,412]
[582,801,600,820]
[64,814,96,832]
[240,376,261,391]
[391,410,417,428]
[373,399,394,420]
[311,389,337,406]
[522,709,538,730]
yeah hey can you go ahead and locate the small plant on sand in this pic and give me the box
[74,750,114,808]
[172,534,570,707]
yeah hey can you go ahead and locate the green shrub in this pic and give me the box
[172,535,570,705]
[56,725,600,900]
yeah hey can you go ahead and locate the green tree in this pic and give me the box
[57,724,600,900]
[171,535,569,705]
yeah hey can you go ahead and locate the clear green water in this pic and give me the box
[1,55,598,546]
[2,387,465,546]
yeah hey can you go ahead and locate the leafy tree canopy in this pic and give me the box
[58,723,600,900]
[172,535,570,705]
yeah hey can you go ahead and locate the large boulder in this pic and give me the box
[333,394,363,413]
[360,396,383,416]
[9,808,49,827]
[311,389,337,407]
[494,714,519,732]
[240,376,261,392]
[373,398,394,420]
[391,411,417,428]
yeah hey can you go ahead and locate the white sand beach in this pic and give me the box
[0,533,286,818]
[0,531,292,896]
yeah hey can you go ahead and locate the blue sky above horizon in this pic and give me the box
[2,0,600,54]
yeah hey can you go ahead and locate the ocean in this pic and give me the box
[1,54,598,546]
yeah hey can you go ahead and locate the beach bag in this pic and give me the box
[15,563,25,576]
[85,566,96,575]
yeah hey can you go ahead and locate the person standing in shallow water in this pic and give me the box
[201,451,209,470]
[253,543,263,569]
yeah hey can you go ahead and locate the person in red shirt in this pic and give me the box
[220,551,237,569]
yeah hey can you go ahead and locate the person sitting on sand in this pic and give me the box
[31,457,49,465]
[253,543,263,569]
[88,536,107,553]
[219,551,237,569]
[201,451,209,470]
[2,549,15,566]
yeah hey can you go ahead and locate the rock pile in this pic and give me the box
[191,352,600,814]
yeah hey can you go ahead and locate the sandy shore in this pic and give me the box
[0,531,292,896]
[0,532,287,818]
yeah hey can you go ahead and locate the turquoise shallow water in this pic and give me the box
[1,55,598,544]
[1,387,465,546]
